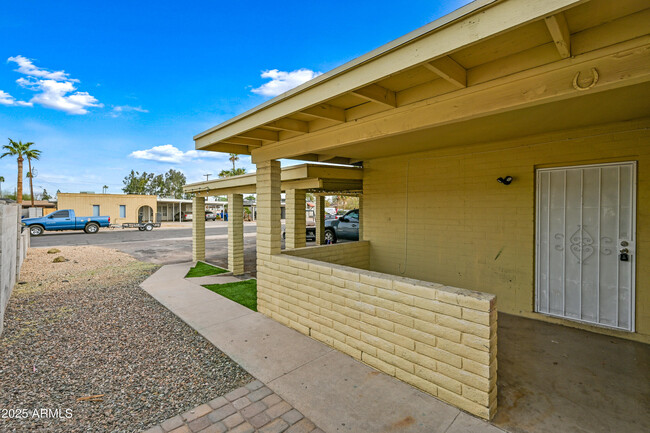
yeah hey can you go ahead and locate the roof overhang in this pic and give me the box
[194,0,650,164]
[183,164,363,197]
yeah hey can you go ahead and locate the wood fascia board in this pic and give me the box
[184,174,257,193]
[351,84,397,107]
[545,12,571,58]
[280,164,310,181]
[194,185,256,196]
[194,0,582,149]
[306,165,364,180]
[320,179,364,191]
[250,37,650,163]
[423,56,467,88]
[281,179,321,191]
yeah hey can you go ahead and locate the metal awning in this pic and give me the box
[183,164,363,196]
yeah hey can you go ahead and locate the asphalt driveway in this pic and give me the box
[29,222,259,271]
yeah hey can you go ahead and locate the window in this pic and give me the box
[51,210,69,218]
[346,210,359,222]
[93,205,100,217]
[119,205,126,218]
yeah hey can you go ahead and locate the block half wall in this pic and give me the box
[256,243,498,419]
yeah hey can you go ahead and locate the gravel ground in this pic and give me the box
[0,246,253,432]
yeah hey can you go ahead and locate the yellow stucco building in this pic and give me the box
[57,193,158,225]
[186,0,650,421]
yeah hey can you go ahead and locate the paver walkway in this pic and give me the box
[141,262,505,433]
[144,380,323,433]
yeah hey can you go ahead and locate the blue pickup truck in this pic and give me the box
[22,209,111,236]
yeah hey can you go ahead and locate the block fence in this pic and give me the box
[0,203,30,336]
[257,246,497,420]
[282,241,370,270]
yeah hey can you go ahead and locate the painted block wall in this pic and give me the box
[257,252,497,419]
[282,241,371,270]
[363,119,650,342]
[0,203,28,337]
[57,193,158,225]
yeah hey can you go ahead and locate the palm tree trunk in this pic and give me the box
[17,156,23,204]
[28,158,35,206]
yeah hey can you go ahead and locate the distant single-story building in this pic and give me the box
[186,0,649,421]
[57,193,200,224]
[58,193,158,224]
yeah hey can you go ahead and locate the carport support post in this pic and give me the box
[228,193,244,275]
[192,196,205,262]
[315,195,325,245]
[256,160,281,265]
[358,195,364,240]
[285,189,306,249]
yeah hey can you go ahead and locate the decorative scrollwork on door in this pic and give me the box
[553,228,612,263]
[569,225,594,264]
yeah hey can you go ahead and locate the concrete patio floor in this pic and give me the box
[494,313,650,433]
[141,262,649,433]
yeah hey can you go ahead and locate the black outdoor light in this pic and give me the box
[497,176,513,185]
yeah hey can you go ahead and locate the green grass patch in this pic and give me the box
[203,280,257,311]
[185,261,228,278]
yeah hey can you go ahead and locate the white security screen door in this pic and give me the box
[536,162,636,331]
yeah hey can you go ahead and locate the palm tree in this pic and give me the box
[1,139,33,204]
[103,185,108,194]
[0,175,4,198]
[229,153,239,171]
[24,145,41,206]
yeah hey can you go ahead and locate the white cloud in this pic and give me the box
[0,90,32,107]
[129,144,224,164]
[3,55,101,115]
[111,105,149,117]
[8,55,77,82]
[251,68,321,97]
[16,77,102,115]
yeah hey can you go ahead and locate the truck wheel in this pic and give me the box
[324,229,337,244]
[29,225,44,236]
[145,223,154,231]
[84,223,99,234]
[139,226,146,231]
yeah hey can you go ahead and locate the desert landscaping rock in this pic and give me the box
[0,246,253,432]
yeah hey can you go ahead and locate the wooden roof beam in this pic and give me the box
[317,154,352,165]
[237,128,279,142]
[545,12,571,59]
[251,37,650,163]
[351,83,397,108]
[424,56,467,88]
[300,104,345,123]
[265,118,309,133]
[204,142,252,155]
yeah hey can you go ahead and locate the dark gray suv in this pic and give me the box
[324,209,359,243]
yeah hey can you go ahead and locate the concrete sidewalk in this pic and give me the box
[141,263,505,433]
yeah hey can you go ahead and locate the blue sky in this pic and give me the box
[0,0,470,197]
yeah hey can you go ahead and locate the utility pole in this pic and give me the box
[204,174,212,181]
